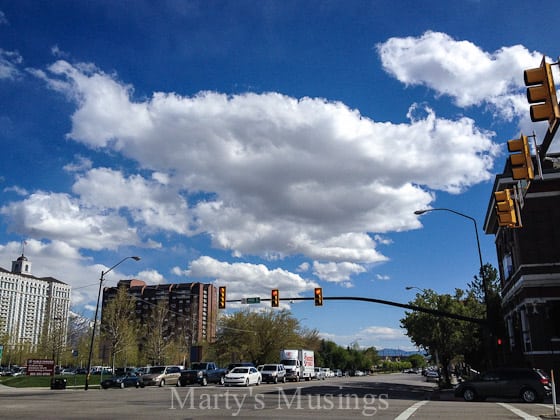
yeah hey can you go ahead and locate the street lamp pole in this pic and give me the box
[415,208,494,368]
[414,208,488,316]
[84,256,140,391]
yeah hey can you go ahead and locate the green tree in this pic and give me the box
[400,288,484,385]
[213,309,305,366]
[407,353,427,369]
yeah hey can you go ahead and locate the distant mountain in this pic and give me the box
[68,311,91,346]
[376,348,426,357]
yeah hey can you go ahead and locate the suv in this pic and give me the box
[454,367,551,403]
[141,366,182,387]
[260,364,286,384]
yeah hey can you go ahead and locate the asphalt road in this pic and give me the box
[1,373,557,419]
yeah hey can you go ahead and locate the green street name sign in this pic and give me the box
[243,297,261,304]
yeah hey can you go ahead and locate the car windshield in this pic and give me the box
[231,368,249,373]
[191,363,208,370]
[281,360,297,366]
[146,366,165,374]
[263,365,277,371]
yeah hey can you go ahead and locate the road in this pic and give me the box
[1,373,557,419]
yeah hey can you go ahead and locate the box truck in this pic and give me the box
[280,349,315,381]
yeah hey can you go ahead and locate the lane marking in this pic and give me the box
[497,402,540,420]
[394,400,428,420]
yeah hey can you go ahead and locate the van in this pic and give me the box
[141,365,182,386]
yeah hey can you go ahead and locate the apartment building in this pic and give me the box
[101,280,217,353]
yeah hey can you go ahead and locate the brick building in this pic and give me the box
[484,154,560,372]
[101,280,217,362]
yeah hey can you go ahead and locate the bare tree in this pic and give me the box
[144,300,172,365]
[101,286,138,371]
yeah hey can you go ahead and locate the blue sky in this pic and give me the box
[1,0,558,351]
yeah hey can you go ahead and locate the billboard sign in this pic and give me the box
[27,359,55,376]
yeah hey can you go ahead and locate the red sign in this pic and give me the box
[27,359,55,376]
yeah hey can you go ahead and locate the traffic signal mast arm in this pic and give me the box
[281,296,485,324]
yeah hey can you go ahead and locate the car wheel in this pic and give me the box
[159,379,165,387]
[176,379,182,387]
[257,377,261,386]
[219,376,225,386]
[245,378,250,387]
[462,388,477,402]
[282,376,286,383]
[120,382,125,389]
[274,376,278,384]
[201,377,208,386]
[521,388,538,403]
[135,382,140,388]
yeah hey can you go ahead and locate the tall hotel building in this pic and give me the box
[0,253,71,350]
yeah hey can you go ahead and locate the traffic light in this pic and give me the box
[507,135,534,181]
[218,286,226,309]
[494,189,518,228]
[524,56,560,125]
[314,287,323,306]
[271,289,279,307]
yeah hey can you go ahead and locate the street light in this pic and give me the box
[415,208,493,367]
[414,208,488,316]
[405,286,428,294]
[84,256,140,391]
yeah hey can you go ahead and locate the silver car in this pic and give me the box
[261,364,286,384]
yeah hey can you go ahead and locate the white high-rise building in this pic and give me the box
[0,253,71,351]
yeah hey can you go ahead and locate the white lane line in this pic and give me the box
[497,402,540,419]
[394,400,429,420]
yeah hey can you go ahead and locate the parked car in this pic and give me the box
[260,364,286,384]
[101,374,145,389]
[177,362,227,386]
[425,369,440,382]
[454,368,552,403]
[61,368,76,375]
[12,367,26,376]
[224,367,261,387]
[227,362,254,373]
[141,366,182,387]
[314,367,326,380]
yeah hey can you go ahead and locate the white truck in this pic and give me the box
[280,349,315,381]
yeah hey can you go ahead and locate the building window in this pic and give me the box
[502,252,513,279]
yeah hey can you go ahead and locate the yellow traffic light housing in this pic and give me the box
[314,287,323,306]
[218,286,226,309]
[524,56,560,126]
[271,289,279,307]
[507,135,534,180]
[494,189,519,228]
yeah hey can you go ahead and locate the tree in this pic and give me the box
[400,288,484,385]
[213,309,306,366]
[144,300,173,365]
[468,263,506,367]
[407,353,427,369]
[101,286,138,371]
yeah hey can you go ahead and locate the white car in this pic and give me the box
[224,366,261,387]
